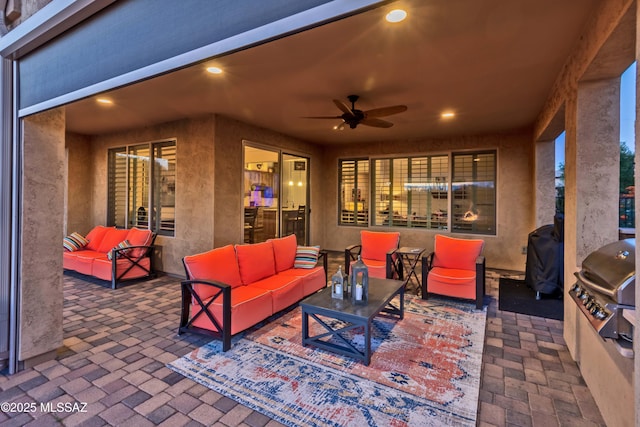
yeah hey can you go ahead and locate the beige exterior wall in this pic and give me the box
[321,131,534,271]
[20,107,65,365]
[65,132,93,236]
[66,114,324,276]
[82,115,217,276]
[212,115,324,248]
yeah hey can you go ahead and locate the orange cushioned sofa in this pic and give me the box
[179,234,327,351]
[63,225,156,289]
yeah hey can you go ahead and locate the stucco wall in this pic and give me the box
[65,132,93,236]
[20,107,65,363]
[213,115,324,248]
[87,115,216,276]
[320,131,534,271]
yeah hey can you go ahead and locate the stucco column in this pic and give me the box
[564,77,621,354]
[534,139,556,227]
[574,79,621,261]
[19,108,65,367]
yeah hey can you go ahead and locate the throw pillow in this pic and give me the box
[107,240,132,260]
[294,245,320,269]
[63,232,89,252]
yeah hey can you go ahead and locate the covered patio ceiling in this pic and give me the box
[64,0,600,144]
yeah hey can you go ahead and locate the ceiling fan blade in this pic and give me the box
[364,105,408,118]
[333,99,355,117]
[360,117,394,128]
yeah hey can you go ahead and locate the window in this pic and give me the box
[451,151,496,234]
[338,159,369,226]
[372,155,449,229]
[107,139,176,236]
[338,150,496,235]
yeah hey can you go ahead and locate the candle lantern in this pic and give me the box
[331,265,346,300]
[350,255,369,305]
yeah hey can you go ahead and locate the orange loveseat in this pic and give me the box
[63,225,156,289]
[179,234,327,351]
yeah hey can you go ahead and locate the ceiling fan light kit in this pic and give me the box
[305,95,407,130]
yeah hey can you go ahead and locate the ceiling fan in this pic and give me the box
[305,95,407,130]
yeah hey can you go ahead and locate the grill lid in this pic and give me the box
[581,239,635,299]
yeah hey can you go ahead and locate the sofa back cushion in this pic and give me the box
[85,225,114,251]
[183,244,243,288]
[97,228,130,253]
[235,241,276,285]
[125,227,154,257]
[432,234,484,271]
[269,234,297,272]
[360,230,400,261]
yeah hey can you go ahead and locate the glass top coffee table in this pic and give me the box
[300,277,405,366]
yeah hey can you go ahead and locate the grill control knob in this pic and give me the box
[579,290,589,300]
[585,300,594,310]
[571,283,581,293]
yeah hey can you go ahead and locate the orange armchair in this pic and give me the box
[422,234,485,309]
[345,230,400,279]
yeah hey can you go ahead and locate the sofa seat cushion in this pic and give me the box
[125,227,154,258]
[249,275,304,313]
[427,266,477,299]
[350,258,388,279]
[85,226,114,251]
[92,256,151,282]
[190,285,273,336]
[269,234,297,272]
[235,241,276,285]
[278,267,326,296]
[63,250,105,275]
[97,228,130,253]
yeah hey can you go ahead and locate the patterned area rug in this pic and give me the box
[168,296,486,426]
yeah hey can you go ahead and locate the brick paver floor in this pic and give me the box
[0,252,606,426]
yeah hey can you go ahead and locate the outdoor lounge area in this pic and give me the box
[0,254,605,426]
[0,0,638,425]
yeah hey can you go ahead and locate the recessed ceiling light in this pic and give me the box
[96,98,113,105]
[386,9,407,23]
[206,66,223,74]
[441,111,455,119]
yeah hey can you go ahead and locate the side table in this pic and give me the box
[394,247,425,295]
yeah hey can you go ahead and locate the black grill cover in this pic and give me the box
[525,214,564,295]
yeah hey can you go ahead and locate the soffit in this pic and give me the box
[64,0,600,144]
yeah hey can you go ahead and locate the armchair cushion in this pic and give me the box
[432,234,484,271]
[360,231,400,261]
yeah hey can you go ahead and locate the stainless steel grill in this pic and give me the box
[569,239,635,348]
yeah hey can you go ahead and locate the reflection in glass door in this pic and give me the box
[243,144,310,245]
[281,154,309,245]
[243,145,279,243]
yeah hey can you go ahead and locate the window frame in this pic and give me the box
[337,149,497,236]
[338,158,369,226]
[107,138,176,237]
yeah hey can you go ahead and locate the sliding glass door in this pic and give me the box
[243,143,309,244]
[281,154,309,245]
